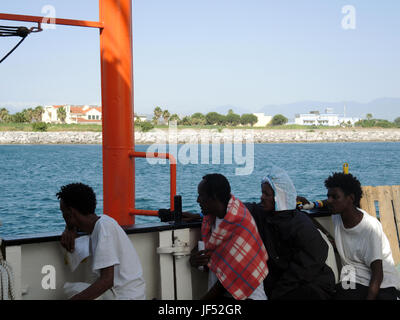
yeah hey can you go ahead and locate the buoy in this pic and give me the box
[343,163,349,174]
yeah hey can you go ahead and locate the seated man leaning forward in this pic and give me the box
[57,183,146,300]
[245,166,336,300]
[190,173,269,300]
[324,172,400,300]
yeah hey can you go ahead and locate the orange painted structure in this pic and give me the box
[128,151,177,217]
[0,0,177,227]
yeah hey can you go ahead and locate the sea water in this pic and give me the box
[1,142,399,237]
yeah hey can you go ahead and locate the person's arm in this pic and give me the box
[296,196,310,205]
[366,259,383,300]
[60,227,78,253]
[182,212,203,222]
[189,247,210,269]
[190,247,225,299]
[201,280,225,300]
[70,265,114,300]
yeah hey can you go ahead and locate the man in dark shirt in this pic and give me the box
[245,166,335,300]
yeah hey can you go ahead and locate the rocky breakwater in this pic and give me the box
[1,128,400,144]
[0,131,102,144]
[136,128,400,144]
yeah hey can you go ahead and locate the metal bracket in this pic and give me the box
[157,239,191,259]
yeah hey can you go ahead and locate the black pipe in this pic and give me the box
[174,195,182,224]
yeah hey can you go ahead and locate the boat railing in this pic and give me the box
[128,151,177,217]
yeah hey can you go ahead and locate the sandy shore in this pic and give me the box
[1,128,400,144]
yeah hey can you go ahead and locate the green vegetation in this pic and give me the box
[240,113,258,126]
[151,108,260,127]
[270,114,288,126]
[0,123,102,132]
[1,107,399,132]
[57,106,67,123]
[32,122,48,132]
[0,106,44,123]
[355,114,399,128]
[355,119,396,128]
[136,121,154,132]
[152,106,163,125]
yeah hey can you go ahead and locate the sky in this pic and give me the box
[1,0,399,117]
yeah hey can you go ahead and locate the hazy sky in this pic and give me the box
[1,0,399,115]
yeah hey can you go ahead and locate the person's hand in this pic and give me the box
[61,228,78,253]
[182,212,202,222]
[296,196,310,205]
[189,249,211,268]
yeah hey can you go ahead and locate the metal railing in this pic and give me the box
[128,151,177,217]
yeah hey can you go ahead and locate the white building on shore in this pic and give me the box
[252,113,272,127]
[294,108,360,126]
[42,105,102,124]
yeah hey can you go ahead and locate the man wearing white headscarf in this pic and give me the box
[245,166,335,300]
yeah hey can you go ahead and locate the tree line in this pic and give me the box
[149,106,264,127]
[0,106,44,123]
[354,113,400,128]
[148,106,292,127]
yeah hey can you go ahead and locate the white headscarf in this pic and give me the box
[261,166,297,211]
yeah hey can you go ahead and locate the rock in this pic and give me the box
[0,128,400,144]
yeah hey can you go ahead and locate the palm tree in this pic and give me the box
[33,106,44,122]
[22,108,35,123]
[169,113,180,123]
[57,107,67,123]
[0,108,10,122]
[162,110,171,124]
[153,106,163,124]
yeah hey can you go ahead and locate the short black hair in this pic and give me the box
[56,183,97,215]
[324,172,363,207]
[202,173,231,205]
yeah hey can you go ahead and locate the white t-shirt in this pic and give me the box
[208,217,267,300]
[90,215,146,299]
[332,209,400,289]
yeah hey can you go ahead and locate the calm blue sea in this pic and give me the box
[1,142,400,237]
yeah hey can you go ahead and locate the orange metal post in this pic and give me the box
[1,5,177,225]
[0,13,103,29]
[100,0,135,226]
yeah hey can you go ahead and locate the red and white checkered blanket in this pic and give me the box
[201,195,269,300]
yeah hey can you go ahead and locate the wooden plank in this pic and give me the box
[391,186,400,234]
[390,186,400,264]
[361,186,377,218]
[376,186,400,265]
[360,186,371,214]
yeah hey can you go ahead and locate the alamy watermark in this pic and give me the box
[145,123,254,176]
[41,264,56,290]
[340,264,356,290]
[41,5,56,30]
[341,5,356,30]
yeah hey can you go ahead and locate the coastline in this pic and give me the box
[1,128,400,144]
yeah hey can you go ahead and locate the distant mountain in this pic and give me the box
[256,98,400,121]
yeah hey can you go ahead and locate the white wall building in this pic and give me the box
[42,105,102,124]
[295,109,360,126]
[134,114,148,122]
[252,113,272,127]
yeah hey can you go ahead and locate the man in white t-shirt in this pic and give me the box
[325,172,400,300]
[57,183,146,300]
